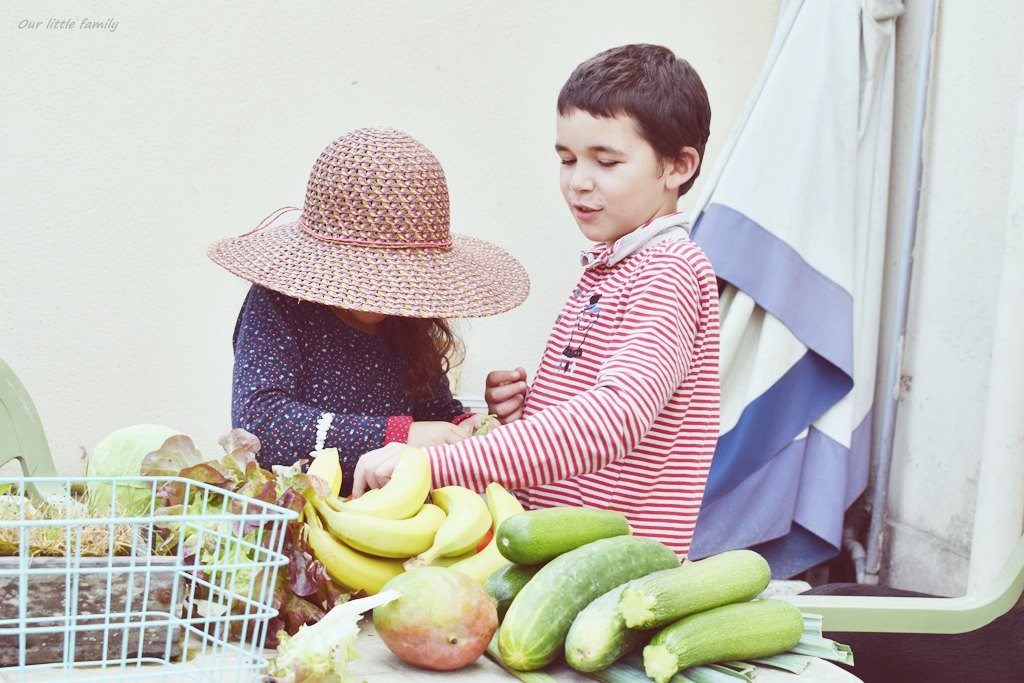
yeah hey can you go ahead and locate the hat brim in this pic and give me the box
[207,220,530,318]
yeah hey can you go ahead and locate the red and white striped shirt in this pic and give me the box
[428,226,720,556]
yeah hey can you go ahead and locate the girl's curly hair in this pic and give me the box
[382,317,463,402]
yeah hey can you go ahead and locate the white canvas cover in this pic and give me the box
[688,0,902,577]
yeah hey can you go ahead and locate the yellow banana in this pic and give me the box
[449,482,526,584]
[302,504,405,594]
[323,487,380,512]
[431,548,478,567]
[484,481,527,528]
[407,485,491,568]
[307,448,343,498]
[313,497,445,558]
[341,446,430,520]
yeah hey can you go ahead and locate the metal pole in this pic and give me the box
[862,0,938,584]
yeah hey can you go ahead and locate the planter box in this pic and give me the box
[0,555,184,667]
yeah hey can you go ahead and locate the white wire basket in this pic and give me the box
[0,476,297,682]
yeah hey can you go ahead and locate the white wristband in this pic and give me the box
[312,411,335,456]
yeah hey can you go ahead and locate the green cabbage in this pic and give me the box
[86,423,184,515]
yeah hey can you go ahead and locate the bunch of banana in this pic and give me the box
[447,482,525,584]
[311,498,445,558]
[405,485,492,569]
[302,446,436,594]
[301,446,463,593]
[337,447,431,519]
[307,448,343,498]
[302,503,405,595]
[302,445,516,594]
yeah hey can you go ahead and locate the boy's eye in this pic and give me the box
[559,158,576,166]
[598,160,620,168]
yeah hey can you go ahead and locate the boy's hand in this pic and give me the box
[485,367,529,424]
[352,442,405,498]
[407,421,473,446]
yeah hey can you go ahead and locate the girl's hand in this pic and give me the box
[407,421,473,446]
[485,367,529,424]
[352,442,405,498]
[455,413,487,437]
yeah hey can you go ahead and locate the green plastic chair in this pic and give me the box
[0,357,63,501]
[780,534,1024,633]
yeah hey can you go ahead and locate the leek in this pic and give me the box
[678,665,751,683]
[708,662,755,677]
[587,661,659,683]
[793,612,855,665]
[587,653,753,683]
[747,652,813,674]
[791,635,855,665]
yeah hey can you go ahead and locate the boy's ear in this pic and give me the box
[664,147,701,191]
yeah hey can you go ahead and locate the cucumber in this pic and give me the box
[642,599,805,683]
[485,629,561,683]
[496,506,631,565]
[485,563,541,620]
[564,583,647,672]
[618,549,770,629]
[498,535,679,671]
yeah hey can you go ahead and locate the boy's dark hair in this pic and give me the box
[558,44,711,196]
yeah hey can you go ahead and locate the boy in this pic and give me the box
[354,44,720,557]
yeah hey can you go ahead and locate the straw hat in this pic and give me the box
[207,127,529,318]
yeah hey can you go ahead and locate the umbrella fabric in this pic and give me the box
[688,0,902,578]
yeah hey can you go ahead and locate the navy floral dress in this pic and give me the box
[231,285,465,496]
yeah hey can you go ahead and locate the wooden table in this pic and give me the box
[348,621,864,682]
[0,620,863,681]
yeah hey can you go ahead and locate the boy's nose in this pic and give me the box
[569,169,595,193]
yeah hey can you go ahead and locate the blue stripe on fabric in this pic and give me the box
[691,203,854,377]
[702,350,851,503]
[689,441,806,557]
[752,524,841,580]
[690,414,873,578]
[792,426,858,544]
[845,409,871,504]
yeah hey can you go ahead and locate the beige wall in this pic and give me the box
[883,0,1024,594]
[1,1,780,471]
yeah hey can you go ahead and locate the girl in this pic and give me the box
[207,127,529,496]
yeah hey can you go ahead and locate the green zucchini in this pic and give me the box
[564,582,648,672]
[496,506,631,565]
[485,563,541,620]
[642,600,805,683]
[498,535,679,671]
[618,549,770,629]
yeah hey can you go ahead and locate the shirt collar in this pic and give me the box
[580,212,691,269]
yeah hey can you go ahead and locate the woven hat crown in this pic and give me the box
[300,127,452,248]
